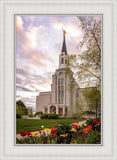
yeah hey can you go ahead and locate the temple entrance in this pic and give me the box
[59,108,63,116]
[50,106,56,114]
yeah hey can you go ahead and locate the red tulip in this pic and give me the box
[51,129,57,133]
[93,120,97,123]
[88,126,92,129]
[27,132,31,137]
[76,122,79,124]
[20,132,27,136]
[38,130,42,134]
[97,122,101,124]
[73,124,78,129]
[53,134,56,138]
[82,130,87,134]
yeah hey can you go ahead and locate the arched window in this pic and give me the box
[59,72,63,76]
[58,78,64,104]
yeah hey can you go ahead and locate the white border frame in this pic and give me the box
[14,13,103,146]
[0,0,117,160]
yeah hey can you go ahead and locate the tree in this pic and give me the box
[27,107,33,117]
[82,87,101,117]
[16,100,26,108]
[16,100,28,117]
[72,99,83,118]
[66,16,101,88]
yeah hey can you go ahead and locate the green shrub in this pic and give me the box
[55,122,72,144]
[16,113,21,119]
[34,112,43,117]
[40,114,59,119]
[82,110,96,115]
[16,136,44,144]
[48,114,58,119]
[86,119,93,125]
[40,114,49,119]
[71,137,83,144]
[28,114,34,117]
[85,130,101,144]
[86,118,101,132]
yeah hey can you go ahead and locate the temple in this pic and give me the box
[36,30,87,117]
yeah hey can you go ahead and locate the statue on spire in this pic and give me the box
[62,28,66,38]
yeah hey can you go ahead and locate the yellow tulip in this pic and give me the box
[71,128,77,132]
[60,133,68,137]
[44,128,51,132]
[31,132,38,137]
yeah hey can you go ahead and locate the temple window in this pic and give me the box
[58,78,64,104]
[61,58,64,64]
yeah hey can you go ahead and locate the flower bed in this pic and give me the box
[16,118,101,144]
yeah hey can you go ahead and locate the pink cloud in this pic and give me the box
[16,16,55,71]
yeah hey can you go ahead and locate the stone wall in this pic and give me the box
[36,92,51,112]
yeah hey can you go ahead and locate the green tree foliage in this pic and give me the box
[16,100,28,117]
[66,16,101,88]
[72,99,83,118]
[27,107,33,117]
[82,87,101,113]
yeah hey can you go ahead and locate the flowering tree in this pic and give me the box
[66,16,101,88]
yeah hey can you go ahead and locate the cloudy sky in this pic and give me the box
[16,15,85,111]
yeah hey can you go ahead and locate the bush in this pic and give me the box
[34,112,43,117]
[40,114,59,119]
[48,114,58,119]
[71,137,83,144]
[16,113,21,119]
[86,118,101,132]
[40,114,48,119]
[86,117,100,125]
[82,110,96,115]
[85,130,101,144]
[55,122,72,143]
[28,114,34,117]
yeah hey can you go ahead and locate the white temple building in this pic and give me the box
[36,31,88,117]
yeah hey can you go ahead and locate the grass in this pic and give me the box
[16,118,84,134]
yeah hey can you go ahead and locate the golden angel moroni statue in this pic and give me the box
[62,28,66,38]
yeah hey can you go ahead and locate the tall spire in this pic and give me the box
[61,29,67,55]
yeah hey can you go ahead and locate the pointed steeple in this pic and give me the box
[61,29,67,55]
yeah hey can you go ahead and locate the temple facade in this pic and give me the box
[36,31,88,117]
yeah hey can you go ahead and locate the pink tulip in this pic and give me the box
[51,121,55,124]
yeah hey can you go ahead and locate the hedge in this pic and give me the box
[40,114,59,119]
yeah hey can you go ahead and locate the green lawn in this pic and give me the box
[16,118,84,134]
